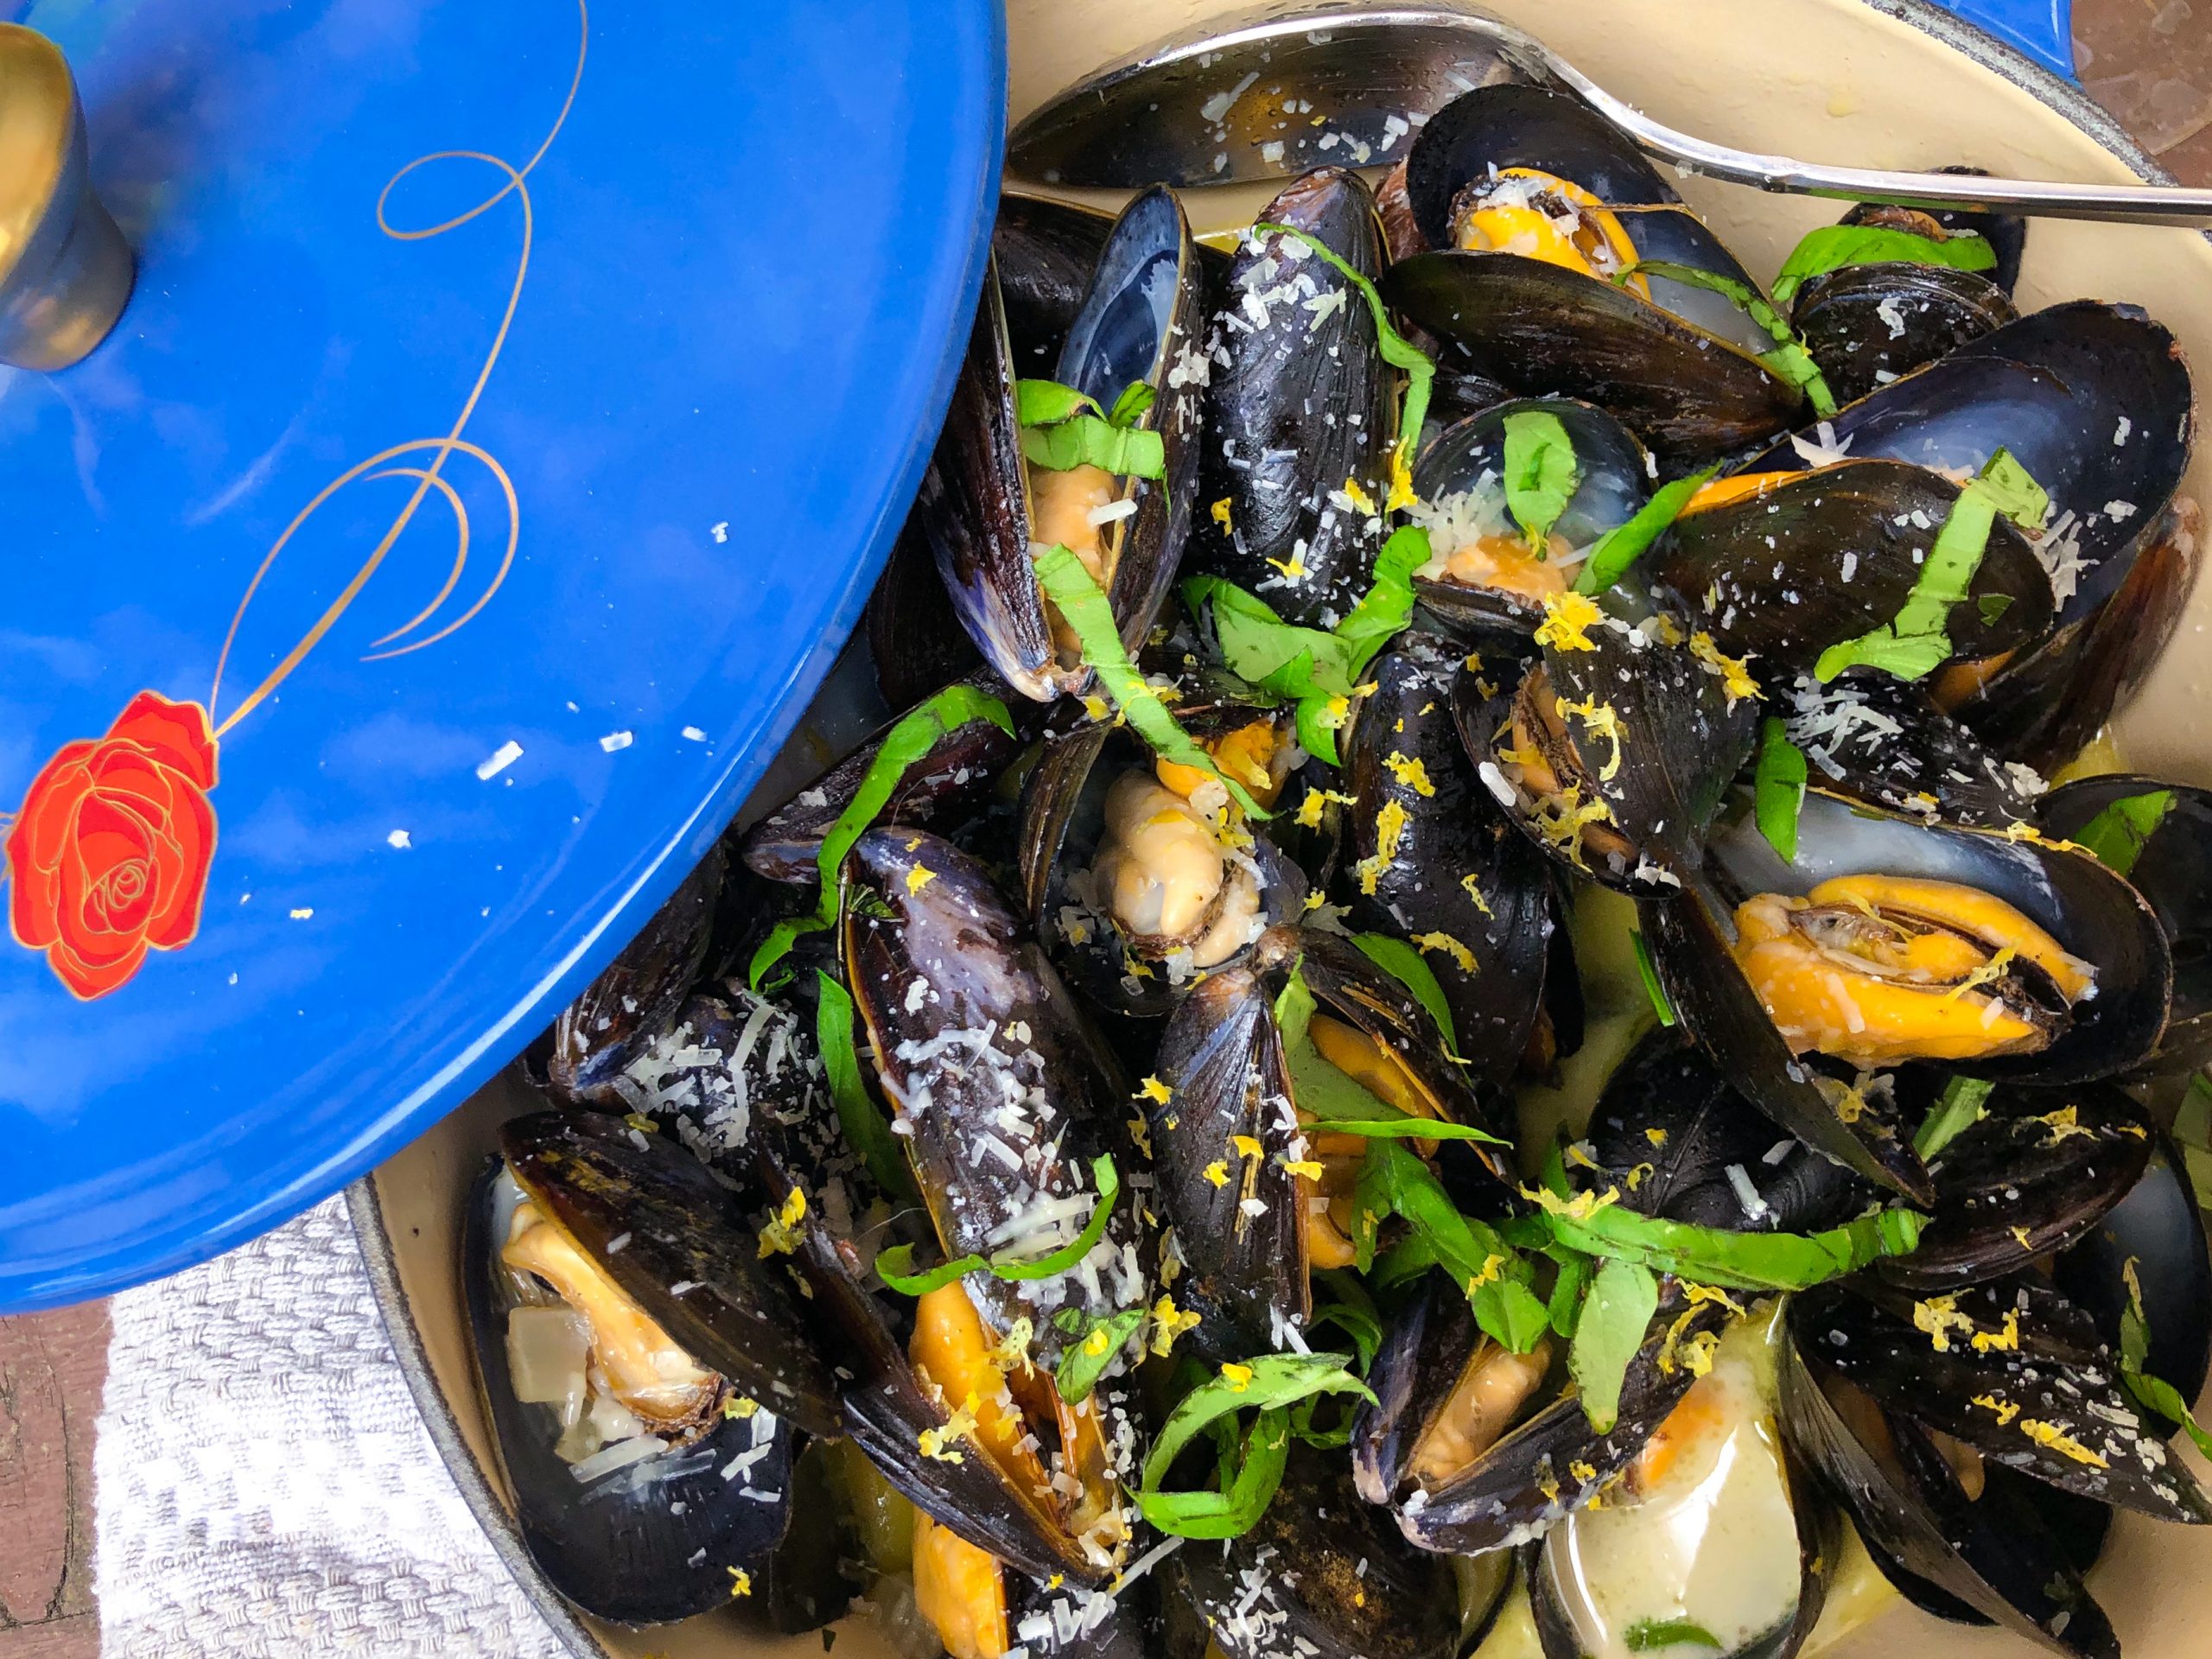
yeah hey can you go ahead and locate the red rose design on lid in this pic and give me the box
[5,691,220,1001]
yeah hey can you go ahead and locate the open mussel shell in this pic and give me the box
[2054,1127,2212,1408]
[1652,460,2054,681]
[1404,84,1677,246]
[842,826,1145,1361]
[1778,1332,2122,1659]
[995,192,1115,370]
[1789,260,2017,409]
[1876,1081,2154,1292]
[1150,925,1501,1357]
[2038,774,2212,1073]
[499,1110,842,1439]
[1838,179,2028,295]
[1342,633,1554,1086]
[1453,598,1758,895]
[1017,710,1306,1018]
[1793,1277,2212,1522]
[1193,167,1394,626]
[918,187,1205,701]
[1586,1030,1872,1233]
[1783,670,2041,830]
[1166,1440,1463,1659]
[1408,398,1651,638]
[1710,788,2174,1086]
[546,844,723,1105]
[462,1160,798,1626]
[1528,1319,1840,1659]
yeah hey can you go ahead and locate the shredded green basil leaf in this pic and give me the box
[875,1154,1120,1294]
[1631,929,1678,1028]
[1034,544,1268,819]
[1311,1271,1386,1374]
[1303,1116,1508,1144]
[1351,931,1462,1060]
[1108,379,1158,429]
[1548,1248,1595,1339]
[1020,416,1166,480]
[1916,1075,1995,1160]
[1574,465,1720,595]
[1252,221,1434,504]
[1814,448,2044,685]
[2117,1256,2212,1459]
[1518,1188,1926,1291]
[814,972,917,1204]
[1624,1618,1726,1652]
[1353,1139,1548,1351]
[1770,224,1998,308]
[1622,259,1837,417]
[1754,717,1809,863]
[1503,409,1580,551]
[748,684,1015,987]
[2072,789,2177,879]
[1054,1306,1148,1403]
[1015,378,1100,426]
[1569,1257,1661,1433]
[1135,1353,1375,1537]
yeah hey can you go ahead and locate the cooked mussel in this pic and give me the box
[918,186,1205,701]
[1019,708,1305,1015]
[1387,86,1803,460]
[1408,398,1652,637]
[1707,789,2172,1084]
[1651,459,2054,683]
[1192,167,1395,626]
[1150,926,1503,1357]
[2038,775,2212,1074]
[1455,595,1758,893]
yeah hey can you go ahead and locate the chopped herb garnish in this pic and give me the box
[1134,1353,1375,1537]
[1015,378,1098,426]
[1514,1186,1926,1291]
[1354,1138,1549,1351]
[1770,224,1998,308]
[1310,1270,1385,1374]
[1548,1247,1595,1339]
[1351,931,1462,1060]
[1016,377,1165,479]
[1977,593,2016,625]
[1754,717,1809,862]
[1916,1075,1994,1160]
[1034,544,1268,818]
[1631,929,1678,1027]
[1108,379,1158,429]
[2118,1256,2212,1459]
[1573,465,1721,595]
[2071,788,2176,879]
[1503,409,1580,551]
[1568,1257,1660,1433]
[875,1154,1121,1294]
[1053,1306,1148,1403]
[1620,259,1837,417]
[1814,448,2047,685]
[748,684,1014,987]
[814,971,916,1204]
[1252,221,1434,509]
[1624,1618,1726,1652]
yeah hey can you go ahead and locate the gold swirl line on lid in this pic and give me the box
[207,0,588,740]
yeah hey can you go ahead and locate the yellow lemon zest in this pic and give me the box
[1340,475,1380,516]
[1211,498,1234,531]
[988,1318,1036,1378]
[757,1186,807,1257]
[1913,1295,1977,1353]
[1232,1135,1264,1160]
[1139,1076,1173,1106]
[1151,1294,1202,1357]
[1683,1283,1748,1317]
[1534,591,1605,652]
[1354,800,1410,895]
[1970,1309,2022,1354]
[1221,1363,1255,1394]
[1554,696,1626,781]
[724,1395,760,1420]
[1972,1392,2022,1427]
[918,1392,980,1464]
[1689,631,1762,703]
[1203,1160,1230,1189]
[1281,1159,1325,1181]
[1645,1128,1669,1147]
[2020,1419,2107,1467]
[1412,931,1478,973]
[1568,1459,1598,1483]
[906,864,938,895]
[1459,871,1493,917]
[1296,787,1357,830]
[1384,752,1438,798]
[728,1567,753,1599]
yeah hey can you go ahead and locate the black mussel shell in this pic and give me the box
[1709,789,2174,1086]
[2040,774,2212,1073]
[751,1442,862,1633]
[1408,398,1652,637]
[1165,1440,1460,1659]
[742,672,1033,883]
[1194,168,1393,626]
[462,1160,798,1626]
[1405,86,1678,251]
[1783,670,2040,829]
[1652,460,2053,682]
[1343,633,1554,1087]
[2054,1128,2212,1408]
[1640,868,1934,1204]
[1795,1278,2212,1522]
[1586,1029,1872,1232]
[500,1110,842,1438]
[867,514,986,710]
[842,827,1144,1363]
[1790,260,2016,409]
[1779,1334,2120,1659]
[546,845,723,1105]
[1878,1081,2154,1292]
[995,192,1115,369]
[1455,598,1759,895]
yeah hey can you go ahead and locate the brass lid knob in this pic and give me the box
[0,23,133,372]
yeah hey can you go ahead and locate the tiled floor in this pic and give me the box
[1,4,2206,1654]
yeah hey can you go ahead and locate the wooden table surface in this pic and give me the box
[3,4,2208,1653]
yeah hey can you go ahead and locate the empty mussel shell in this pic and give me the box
[995,192,1115,370]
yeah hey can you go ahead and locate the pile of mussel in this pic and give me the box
[462,45,2212,1659]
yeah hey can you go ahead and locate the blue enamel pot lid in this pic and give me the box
[0,0,1004,1311]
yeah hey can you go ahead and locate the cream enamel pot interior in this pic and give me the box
[351,2,2212,1656]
